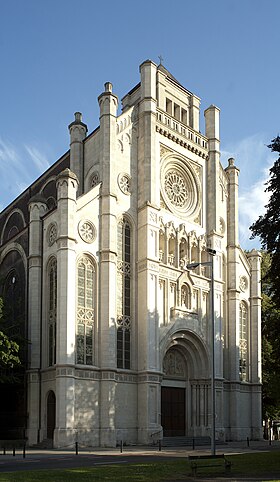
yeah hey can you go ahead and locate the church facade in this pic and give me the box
[0,60,262,447]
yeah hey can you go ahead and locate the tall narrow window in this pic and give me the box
[48,258,57,366]
[117,219,131,369]
[76,256,95,365]
[239,302,248,381]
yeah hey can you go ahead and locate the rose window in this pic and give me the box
[160,157,201,218]
[164,170,188,207]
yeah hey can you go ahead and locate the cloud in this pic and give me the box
[24,145,50,172]
[221,134,275,250]
[0,137,50,210]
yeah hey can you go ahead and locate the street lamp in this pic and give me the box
[186,248,216,456]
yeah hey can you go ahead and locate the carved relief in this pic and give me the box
[163,350,185,378]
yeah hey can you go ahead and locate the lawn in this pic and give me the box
[0,452,279,481]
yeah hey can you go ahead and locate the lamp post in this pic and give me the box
[186,248,216,455]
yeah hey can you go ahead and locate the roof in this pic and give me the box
[157,63,182,86]
[157,63,194,96]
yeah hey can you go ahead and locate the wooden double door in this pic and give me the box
[161,387,186,437]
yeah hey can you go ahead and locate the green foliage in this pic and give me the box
[250,136,280,301]
[0,297,21,383]
[260,252,280,419]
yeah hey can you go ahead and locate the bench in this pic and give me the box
[188,454,232,477]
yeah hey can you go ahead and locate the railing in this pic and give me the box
[156,109,208,150]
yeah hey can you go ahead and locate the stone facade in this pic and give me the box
[0,60,262,447]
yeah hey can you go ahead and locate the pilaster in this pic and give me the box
[54,168,78,446]
[225,158,240,381]
[247,250,262,383]
[137,206,161,443]
[98,82,119,446]
[27,194,47,444]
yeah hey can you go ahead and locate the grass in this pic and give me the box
[0,452,280,481]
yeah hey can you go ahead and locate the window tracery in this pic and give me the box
[239,301,248,381]
[48,258,57,366]
[117,219,131,369]
[76,256,95,365]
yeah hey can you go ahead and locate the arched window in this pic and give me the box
[48,258,57,366]
[76,256,95,365]
[239,301,248,381]
[117,219,131,369]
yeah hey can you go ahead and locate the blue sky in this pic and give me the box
[0,0,279,249]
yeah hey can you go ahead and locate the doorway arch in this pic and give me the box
[46,391,56,439]
[161,330,210,437]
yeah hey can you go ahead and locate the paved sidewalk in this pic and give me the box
[1,438,279,459]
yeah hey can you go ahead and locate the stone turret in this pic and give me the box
[138,60,158,207]
[98,82,118,196]
[204,104,220,235]
[225,157,240,247]
[68,112,87,196]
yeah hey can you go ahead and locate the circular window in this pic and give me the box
[78,220,96,243]
[161,157,200,218]
[118,173,131,195]
[48,223,58,246]
[239,276,248,292]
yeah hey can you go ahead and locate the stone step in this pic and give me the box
[31,438,53,449]
[162,436,211,447]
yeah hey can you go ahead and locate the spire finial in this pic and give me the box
[158,54,164,65]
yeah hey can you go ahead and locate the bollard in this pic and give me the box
[75,441,78,455]
[192,438,195,450]
[247,437,250,447]
[120,440,123,453]
[3,447,5,455]
[23,441,26,458]
[13,447,15,456]
[159,440,161,452]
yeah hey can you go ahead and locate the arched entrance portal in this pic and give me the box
[161,331,209,438]
[47,391,56,439]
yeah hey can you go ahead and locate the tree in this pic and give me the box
[0,298,21,382]
[250,136,280,301]
[260,252,280,420]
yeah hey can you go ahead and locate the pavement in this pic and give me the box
[0,439,280,480]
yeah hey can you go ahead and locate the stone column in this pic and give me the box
[54,168,78,447]
[27,194,47,445]
[98,82,118,447]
